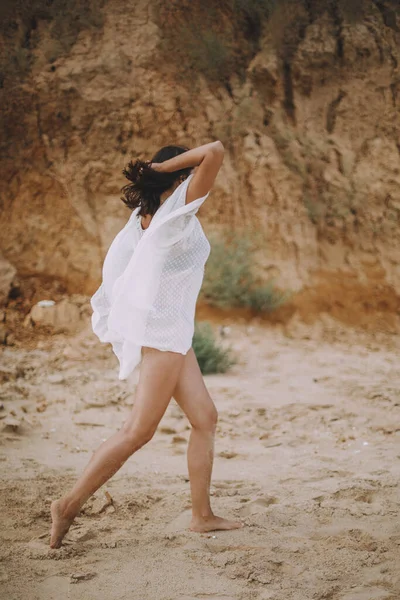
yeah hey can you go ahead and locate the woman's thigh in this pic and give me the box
[123,347,185,437]
[172,347,218,429]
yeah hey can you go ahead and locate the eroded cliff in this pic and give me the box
[1,0,400,328]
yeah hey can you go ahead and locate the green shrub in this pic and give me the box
[154,0,274,86]
[192,321,235,375]
[201,236,254,308]
[180,0,274,81]
[201,234,289,312]
[155,0,369,87]
[246,283,291,312]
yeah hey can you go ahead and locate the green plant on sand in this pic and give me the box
[192,321,236,375]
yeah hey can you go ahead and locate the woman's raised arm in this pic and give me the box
[151,141,224,204]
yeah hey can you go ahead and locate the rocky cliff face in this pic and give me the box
[1,0,400,328]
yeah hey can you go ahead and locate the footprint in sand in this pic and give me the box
[67,525,97,543]
[213,480,257,490]
[241,496,279,516]
[332,486,377,504]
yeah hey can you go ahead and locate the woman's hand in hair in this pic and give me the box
[148,141,224,203]
[149,162,164,172]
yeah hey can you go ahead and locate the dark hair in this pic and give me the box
[121,145,192,216]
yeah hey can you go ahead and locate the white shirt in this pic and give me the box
[90,174,210,380]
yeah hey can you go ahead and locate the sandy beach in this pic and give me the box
[0,317,399,600]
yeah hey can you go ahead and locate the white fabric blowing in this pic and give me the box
[90,174,210,380]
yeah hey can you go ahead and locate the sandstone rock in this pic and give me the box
[0,253,16,306]
[28,298,82,334]
[248,49,280,104]
[292,14,337,92]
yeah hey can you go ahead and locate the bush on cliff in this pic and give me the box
[201,234,290,312]
[192,321,235,375]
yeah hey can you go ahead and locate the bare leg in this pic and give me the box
[172,348,243,532]
[50,347,184,548]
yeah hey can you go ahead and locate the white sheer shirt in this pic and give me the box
[90,174,210,380]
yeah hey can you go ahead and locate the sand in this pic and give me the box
[0,318,399,600]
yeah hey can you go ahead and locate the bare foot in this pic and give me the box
[50,499,76,548]
[189,514,244,533]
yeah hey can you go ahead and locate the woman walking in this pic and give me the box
[50,140,243,548]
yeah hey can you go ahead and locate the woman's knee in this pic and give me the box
[120,422,156,453]
[194,404,218,433]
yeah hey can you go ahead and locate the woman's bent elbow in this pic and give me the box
[212,140,225,154]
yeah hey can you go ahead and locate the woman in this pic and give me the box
[50,141,243,548]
